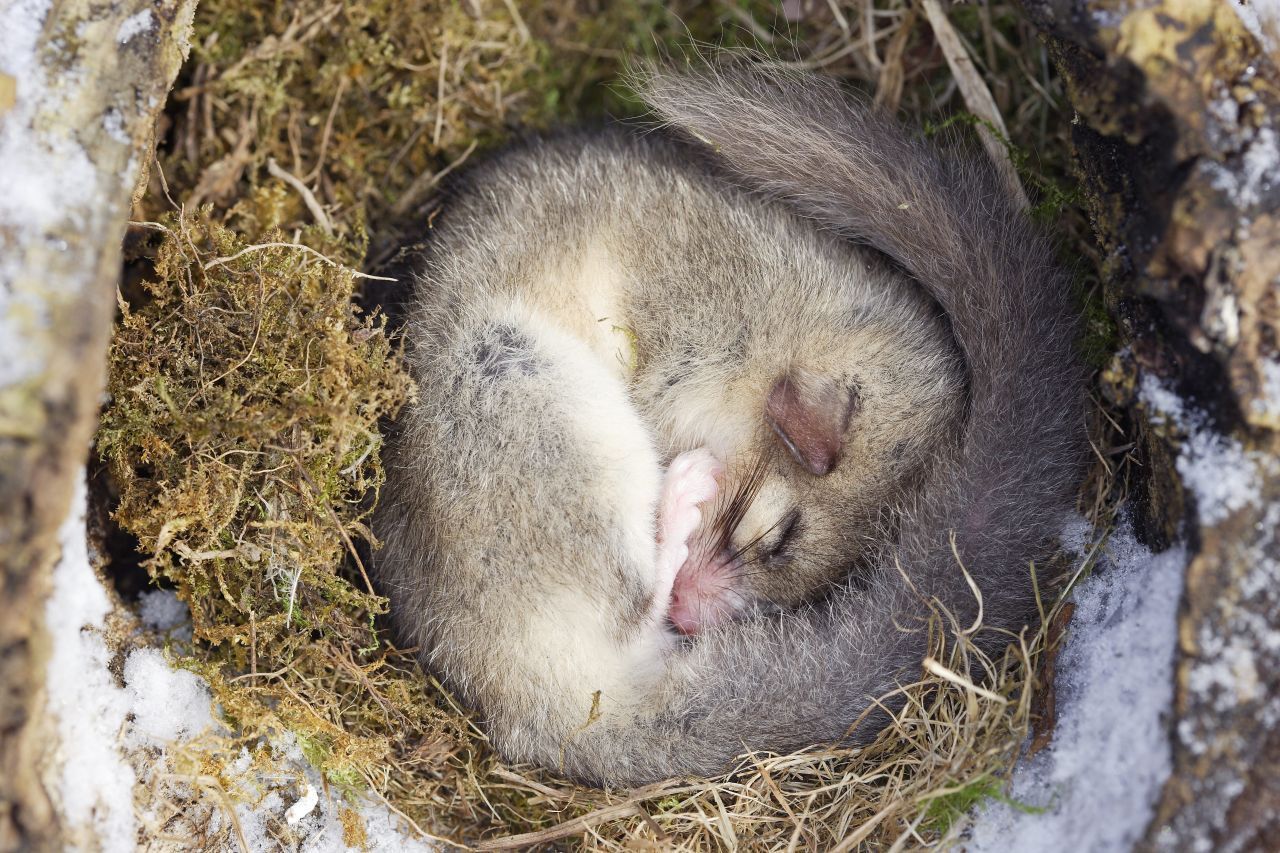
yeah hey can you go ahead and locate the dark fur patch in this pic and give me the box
[471,323,540,378]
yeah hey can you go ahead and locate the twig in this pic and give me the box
[830,801,894,852]
[475,784,706,850]
[488,766,575,800]
[948,530,984,636]
[390,139,478,218]
[156,773,250,853]
[825,0,850,35]
[500,0,530,44]
[305,75,348,183]
[357,769,460,848]
[203,242,395,281]
[474,803,644,850]
[433,41,449,147]
[720,0,776,44]
[922,657,1009,704]
[921,0,1029,210]
[267,157,334,236]
[875,6,918,109]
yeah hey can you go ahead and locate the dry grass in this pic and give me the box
[97,0,1121,848]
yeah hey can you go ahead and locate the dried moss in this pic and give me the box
[163,1,548,216]
[99,207,424,775]
[98,0,1115,848]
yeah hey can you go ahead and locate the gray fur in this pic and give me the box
[374,62,1083,786]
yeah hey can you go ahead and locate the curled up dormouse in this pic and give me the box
[373,60,1084,786]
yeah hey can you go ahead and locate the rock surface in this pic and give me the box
[0,1,193,849]
[1025,1,1280,848]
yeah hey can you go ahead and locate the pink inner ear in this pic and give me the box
[765,374,854,476]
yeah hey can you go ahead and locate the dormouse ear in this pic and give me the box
[765,372,859,476]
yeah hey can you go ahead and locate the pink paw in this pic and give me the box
[652,448,724,617]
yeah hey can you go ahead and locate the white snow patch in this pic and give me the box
[1187,636,1262,710]
[1207,91,1239,128]
[206,733,437,852]
[0,0,97,241]
[1235,0,1280,56]
[1252,357,1280,419]
[47,476,436,850]
[360,803,439,852]
[1176,429,1261,524]
[137,588,190,632]
[0,0,48,81]
[1140,373,1263,524]
[102,107,129,144]
[1059,513,1094,559]
[1089,5,1127,29]
[116,9,154,44]
[123,649,214,745]
[1237,125,1278,207]
[1178,496,1280,752]
[0,0,100,387]
[1139,373,1187,426]
[44,478,139,850]
[1204,124,1279,211]
[967,523,1187,851]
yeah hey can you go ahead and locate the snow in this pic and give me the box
[209,733,436,853]
[0,0,98,255]
[1202,118,1279,221]
[123,649,215,744]
[360,804,439,852]
[1058,514,1093,558]
[967,522,1187,852]
[137,587,194,643]
[1135,372,1280,848]
[1175,495,1280,760]
[1138,373,1185,426]
[0,0,100,387]
[44,478,138,852]
[10,0,426,839]
[1235,0,1280,56]
[1140,373,1264,525]
[969,370,1273,848]
[116,9,154,44]
[1235,125,1278,208]
[1252,357,1280,420]
[46,473,437,850]
[102,107,129,144]
[138,587,190,633]
[1175,429,1261,524]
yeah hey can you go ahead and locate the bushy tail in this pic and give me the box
[645,61,1087,615]
[560,62,1085,785]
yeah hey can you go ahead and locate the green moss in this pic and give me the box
[100,212,405,631]
[1079,281,1119,369]
[925,111,1083,223]
[920,774,1043,835]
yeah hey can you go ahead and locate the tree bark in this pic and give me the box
[1025,0,1280,849]
[0,2,193,850]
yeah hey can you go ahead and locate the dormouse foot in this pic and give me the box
[653,448,724,624]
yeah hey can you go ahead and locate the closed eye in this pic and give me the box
[762,509,802,564]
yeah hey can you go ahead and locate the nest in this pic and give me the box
[98,0,1122,848]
